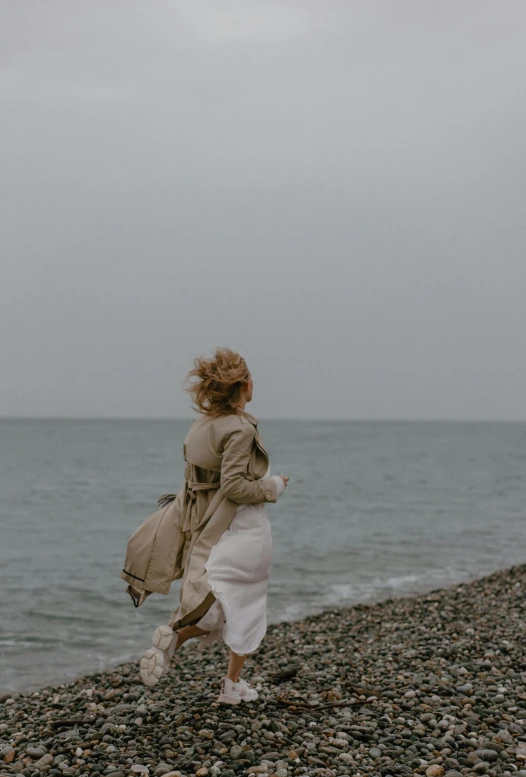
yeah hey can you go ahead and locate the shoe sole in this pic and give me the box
[139,647,167,687]
[217,693,242,705]
[152,624,175,652]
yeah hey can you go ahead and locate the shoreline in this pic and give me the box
[3,566,489,698]
[2,563,526,777]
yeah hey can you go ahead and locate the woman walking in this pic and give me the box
[137,348,288,705]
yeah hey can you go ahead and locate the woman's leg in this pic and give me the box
[174,625,209,652]
[226,650,247,682]
[217,651,258,704]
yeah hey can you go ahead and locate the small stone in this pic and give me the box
[426,768,444,777]
[474,750,498,763]
[196,770,208,777]
[369,748,382,759]
[26,748,46,759]
[4,750,16,764]
[131,767,149,775]
[35,755,54,769]
[110,703,133,712]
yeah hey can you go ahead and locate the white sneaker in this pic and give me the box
[217,677,259,705]
[139,625,178,686]
[152,624,177,657]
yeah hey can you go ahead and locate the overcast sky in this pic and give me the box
[1,1,525,420]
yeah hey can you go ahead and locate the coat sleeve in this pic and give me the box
[219,422,278,504]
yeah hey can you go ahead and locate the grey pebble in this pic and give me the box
[34,755,54,770]
[474,749,499,763]
[25,747,46,758]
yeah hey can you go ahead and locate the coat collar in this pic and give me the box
[237,408,259,426]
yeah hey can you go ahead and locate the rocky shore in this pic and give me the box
[2,564,526,777]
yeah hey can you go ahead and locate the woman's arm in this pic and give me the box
[220,422,279,504]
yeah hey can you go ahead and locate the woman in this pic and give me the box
[139,348,289,705]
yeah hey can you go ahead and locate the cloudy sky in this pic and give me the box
[1,1,525,420]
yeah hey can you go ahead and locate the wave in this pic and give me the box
[271,564,498,625]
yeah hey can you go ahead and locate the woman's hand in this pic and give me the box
[280,475,290,487]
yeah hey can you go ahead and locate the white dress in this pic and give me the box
[196,466,285,655]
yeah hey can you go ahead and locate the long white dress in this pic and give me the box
[196,466,284,655]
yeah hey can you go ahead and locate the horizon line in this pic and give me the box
[0,415,524,424]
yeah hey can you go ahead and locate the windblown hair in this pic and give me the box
[185,348,250,416]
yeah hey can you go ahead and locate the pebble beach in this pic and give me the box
[2,564,526,777]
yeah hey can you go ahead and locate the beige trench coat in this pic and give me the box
[120,409,278,629]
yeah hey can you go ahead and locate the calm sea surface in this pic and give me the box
[1,419,525,693]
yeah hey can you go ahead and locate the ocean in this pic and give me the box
[1,418,525,694]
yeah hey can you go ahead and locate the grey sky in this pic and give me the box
[1,1,525,420]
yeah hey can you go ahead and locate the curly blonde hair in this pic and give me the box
[185,347,250,416]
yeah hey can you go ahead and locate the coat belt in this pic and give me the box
[186,479,220,499]
[182,477,220,531]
